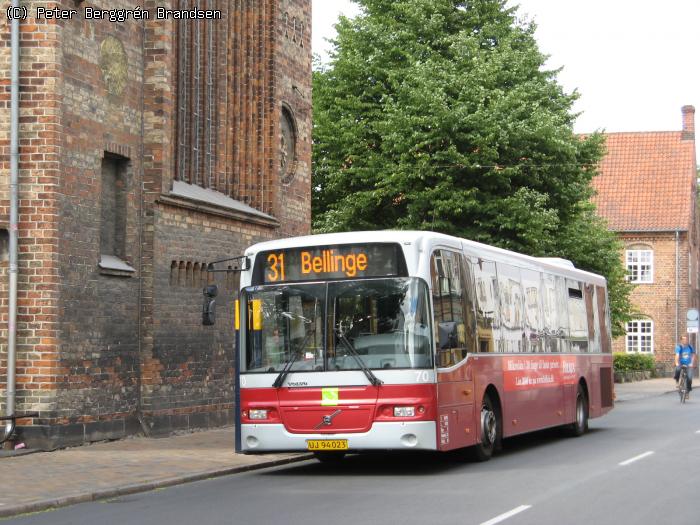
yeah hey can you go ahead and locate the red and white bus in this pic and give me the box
[234,231,613,461]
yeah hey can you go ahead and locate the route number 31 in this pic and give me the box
[267,253,286,282]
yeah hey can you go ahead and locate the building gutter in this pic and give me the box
[615,228,689,233]
[4,0,20,441]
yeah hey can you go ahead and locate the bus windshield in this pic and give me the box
[244,278,432,373]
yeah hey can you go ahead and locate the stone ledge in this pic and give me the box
[99,254,136,277]
[614,370,653,383]
[15,409,235,450]
[159,181,280,228]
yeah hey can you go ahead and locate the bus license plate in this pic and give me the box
[306,439,348,451]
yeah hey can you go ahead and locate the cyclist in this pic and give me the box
[674,335,696,399]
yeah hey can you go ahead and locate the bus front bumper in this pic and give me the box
[240,421,437,452]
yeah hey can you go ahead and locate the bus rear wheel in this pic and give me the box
[472,394,499,461]
[567,385,589,437]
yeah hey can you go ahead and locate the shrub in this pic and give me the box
[613,352,655,373]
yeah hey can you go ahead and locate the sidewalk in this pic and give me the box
[614,377,678,402]
[0,379,676,519]
[0,428,310,519]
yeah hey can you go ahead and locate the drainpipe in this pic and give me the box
[135,13,150,437]
[676,230,680,345]
[4,0,20,440]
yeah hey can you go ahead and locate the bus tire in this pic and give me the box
[472,394,499,462]
[313,451,346,464]
[568,385,589,437]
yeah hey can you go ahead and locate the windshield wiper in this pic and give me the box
[335,329,383,387]
[272,350,300,388]
[272,329,315,388]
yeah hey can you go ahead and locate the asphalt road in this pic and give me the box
[6,391,700,525]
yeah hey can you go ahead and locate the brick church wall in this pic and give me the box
[0,0,312,448]
[139,0,312,434]
[0,1,64,443]
[52,1,145,444]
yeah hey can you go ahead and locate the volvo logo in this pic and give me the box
[314,409,342,429]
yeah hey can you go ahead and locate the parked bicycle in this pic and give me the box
[0,413,39,445]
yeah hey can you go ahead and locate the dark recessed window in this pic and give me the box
[100,153,128,259]
[0,228,9,262]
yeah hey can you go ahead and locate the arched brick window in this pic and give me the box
[175,0,224,189]
[174,0,276,214]
[170,261,178,286]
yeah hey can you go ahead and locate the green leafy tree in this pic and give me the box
[313,0,633,334]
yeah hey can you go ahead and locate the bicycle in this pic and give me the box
[678,365,690,404]
[0,412,39,445]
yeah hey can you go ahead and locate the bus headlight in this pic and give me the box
[249,409,269,420]
[394,406,415,417]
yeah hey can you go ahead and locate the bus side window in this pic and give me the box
[541,274,558,353]
[472,257,499,353]
[567,279,588,352]
[521,269,543,353]
[596,285,612,353]
[431,250,472,366]
[496,263,524,353]
[586,284,601,353]
[459,253,478,355]
[555,276,570,352]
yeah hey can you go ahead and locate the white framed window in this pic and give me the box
[626,320,653,353]
[625,249,653,283]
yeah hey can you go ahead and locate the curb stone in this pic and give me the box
[0,453,313,519]
[614,388,678,402]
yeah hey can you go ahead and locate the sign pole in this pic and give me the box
[686,309,699,380]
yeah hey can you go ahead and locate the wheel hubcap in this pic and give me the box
[481,405,497,445]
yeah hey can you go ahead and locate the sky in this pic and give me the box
[311,0,699,134]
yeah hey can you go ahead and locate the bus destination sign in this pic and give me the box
[255,243,405,284]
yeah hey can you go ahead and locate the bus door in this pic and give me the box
[432,249,477,451]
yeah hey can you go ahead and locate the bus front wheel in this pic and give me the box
[472,394,499,461]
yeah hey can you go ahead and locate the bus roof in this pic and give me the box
[244,230,607,285]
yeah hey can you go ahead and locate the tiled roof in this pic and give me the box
[592,131,697,232]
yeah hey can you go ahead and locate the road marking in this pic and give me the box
[619,451,654,466]
[480,505,532,525]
